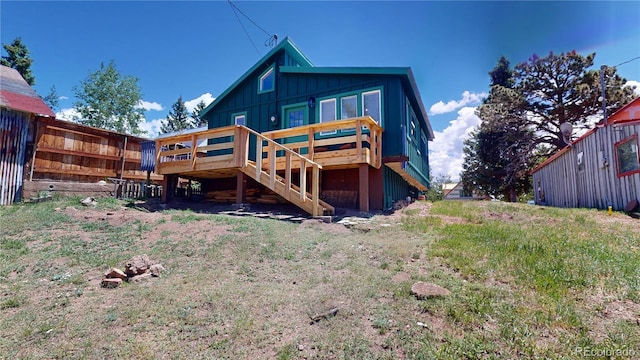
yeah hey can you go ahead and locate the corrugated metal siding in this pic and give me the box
[533,124,640,210]
[0,108,29,205]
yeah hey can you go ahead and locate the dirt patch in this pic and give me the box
[590,212,640,232]
[486,212,515,221]
[586,294,640,342]
[300,218,352,235]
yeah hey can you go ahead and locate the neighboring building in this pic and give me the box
[0,65,162,205]
[531,97,640,210]
[0,65,55,204]
[443,182,484,200]
[155,38,434,215]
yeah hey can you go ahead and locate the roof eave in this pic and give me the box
[405,68,434,141]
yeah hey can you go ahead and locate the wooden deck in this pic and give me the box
[155,117,383,216]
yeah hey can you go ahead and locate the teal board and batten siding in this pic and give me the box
[532,124,640,210]
[204,49,307,132]
[384,166,410,209]
[401,95,430,189]
[201,45,432,207]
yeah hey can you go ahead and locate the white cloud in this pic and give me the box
[429,91,487,115]
[185,93,215,113]
[137,100,164,111]
[429,106,481,182]
[59,96,69,100]
[625,80,640,97]
[55,108,82,122]
[140,118,165,139]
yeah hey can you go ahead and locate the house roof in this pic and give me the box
[199,37,312,118]
[199,37,434,140]
[280,66,434,140]
[0,65,55,117]
[606,97,640,125]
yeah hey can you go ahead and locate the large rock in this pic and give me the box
[81,197,97,207]
[130,273,153,283]
[411,282,451,299]
[149,264,165,277]
[125,254,153,276]
[101,278,122,288]
[104,267,127,280]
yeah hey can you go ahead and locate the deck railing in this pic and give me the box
[261,116,383,169]
[155,125,332,215]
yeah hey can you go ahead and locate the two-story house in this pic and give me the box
[156,38,433,216]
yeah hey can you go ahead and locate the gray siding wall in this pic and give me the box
[532,123,640,210]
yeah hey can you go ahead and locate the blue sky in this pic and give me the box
[2,1,639,180]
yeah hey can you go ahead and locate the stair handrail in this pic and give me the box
[238,125,324,169]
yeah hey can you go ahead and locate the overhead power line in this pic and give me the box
[614,56,640,67]
[227,0,277,55]
[228,1,260,55]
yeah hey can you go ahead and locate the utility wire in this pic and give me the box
[227,0,277,53]
[228,0,272,38]
[228,1,260,55]
[614,56,640,67]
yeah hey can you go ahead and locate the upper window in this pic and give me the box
[234,113,246,126]
[341,95,357,119]
[319,98,337,135]
[362,90,381,124]
[615,135,639,177]
[259,65,275,93]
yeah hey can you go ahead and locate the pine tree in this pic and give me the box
[1,37,35,85]
[191,101,208,128]
[462,56,533,201]
[515,51,635,151]
[160,96,192,134]
[42,85,59,111]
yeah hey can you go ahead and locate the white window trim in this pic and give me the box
[234,114,246,126]
[362,89,382,125]
[259,66,275,93]
[319,98,337,135]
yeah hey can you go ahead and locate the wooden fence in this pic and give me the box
[30,117,163,183]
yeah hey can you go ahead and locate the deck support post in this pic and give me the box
[161,175,177,203]
[369,166,384,210]
[145,170,151,198]
[236,170,247,204]
[358,163,369,212]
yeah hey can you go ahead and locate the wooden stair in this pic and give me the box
[242,161,334,216]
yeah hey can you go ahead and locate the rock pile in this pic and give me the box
[101,254,165,288]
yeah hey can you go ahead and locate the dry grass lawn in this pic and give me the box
[1,197,639,359]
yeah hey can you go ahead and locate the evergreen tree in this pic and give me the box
[1,37,35,85]
[160,96,192,134]
[462,57,533,201]
[42,85,59,112]
[191,100,208,128]
[515,51,635,152]
[73,60,145,135]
